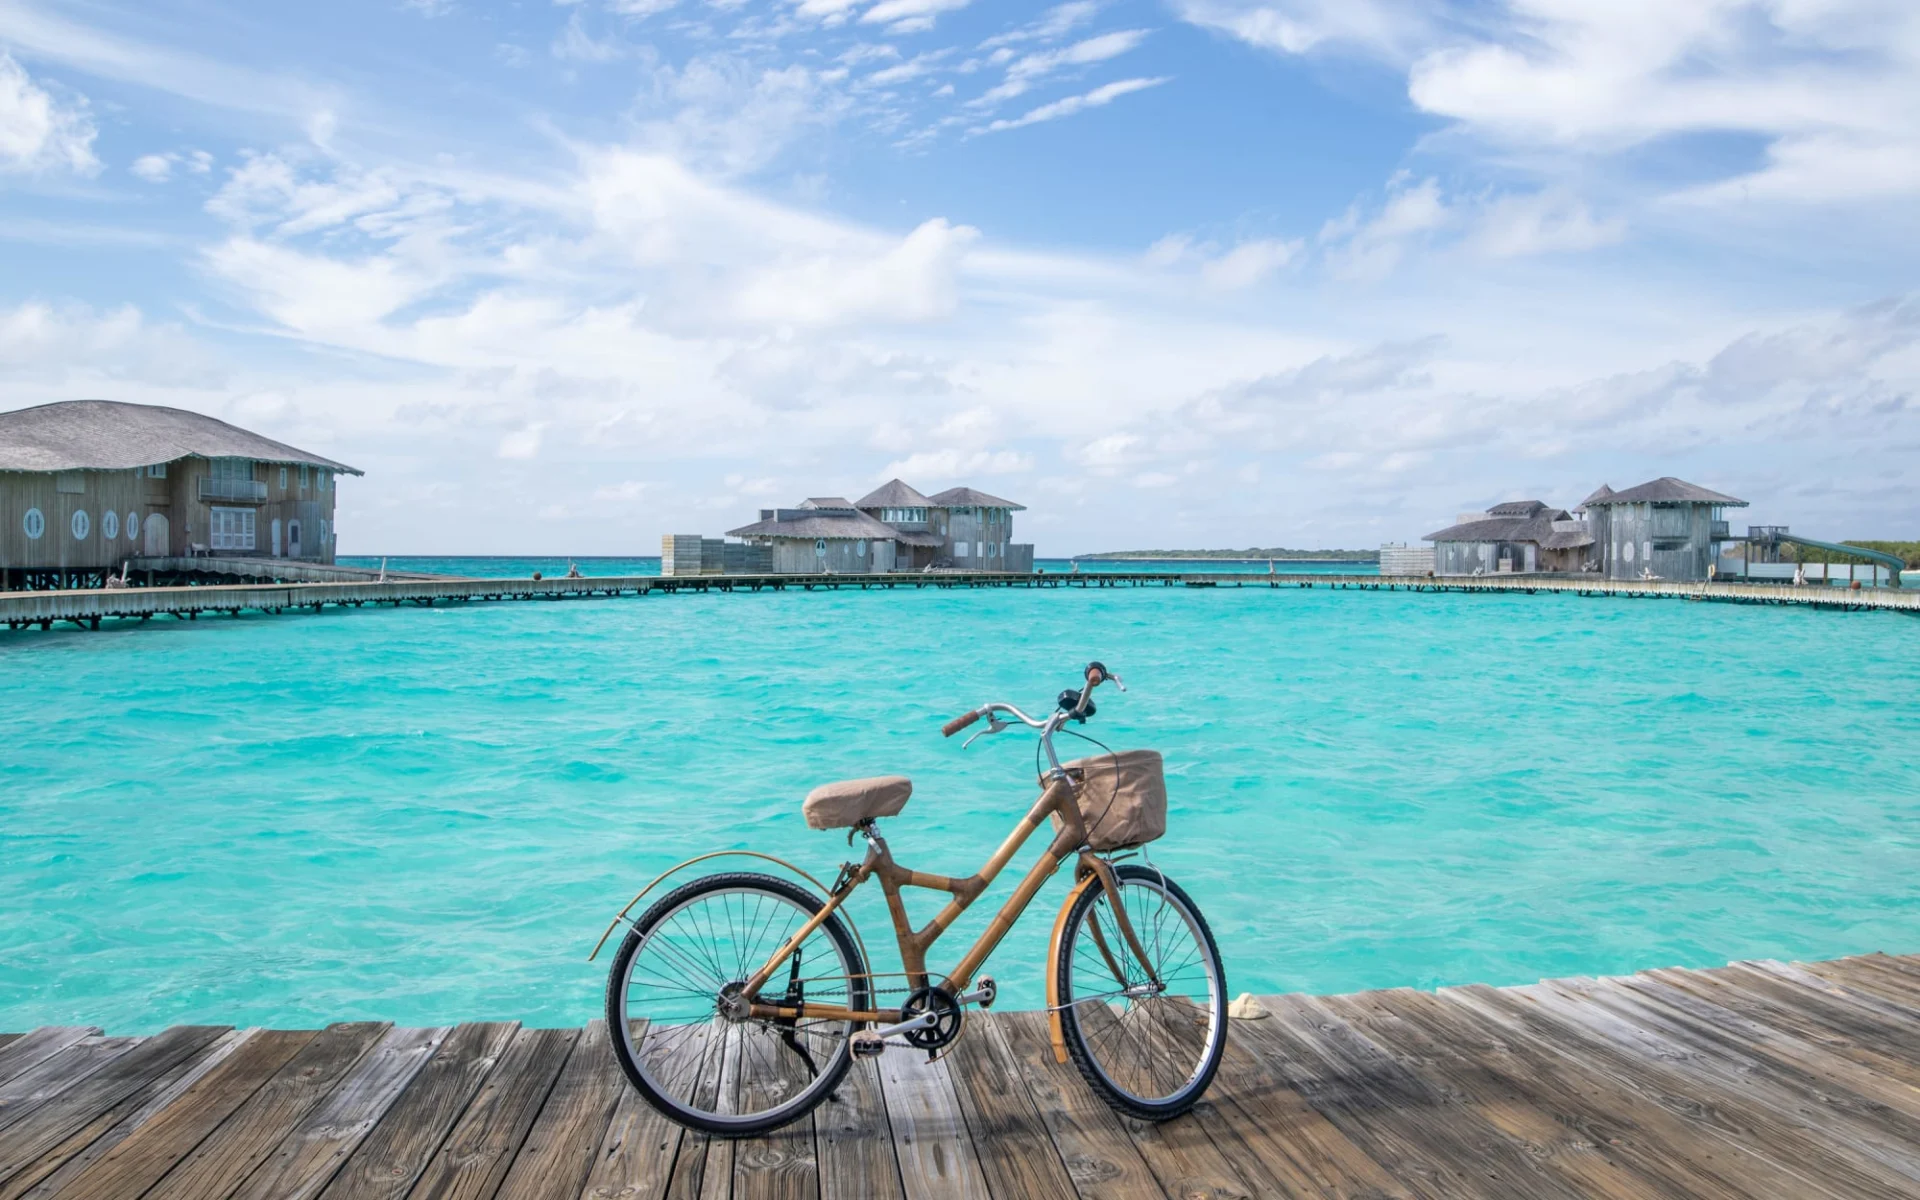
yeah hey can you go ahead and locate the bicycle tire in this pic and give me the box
[605,870,869,1137]
[1055,863,1227,1120]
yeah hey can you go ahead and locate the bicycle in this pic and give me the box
[597,662,1228,1136]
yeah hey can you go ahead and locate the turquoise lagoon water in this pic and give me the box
[4,584,1917,1033]
[338,555,1377,577]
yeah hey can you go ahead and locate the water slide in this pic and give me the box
[1747,532,1905,587]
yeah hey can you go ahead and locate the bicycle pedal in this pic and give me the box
[850,1032,886,1058]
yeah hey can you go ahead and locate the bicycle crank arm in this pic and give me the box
[850,1011,939,1056]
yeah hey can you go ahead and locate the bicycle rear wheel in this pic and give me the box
[1055,863,1226,1120]
[605,871,869,1136]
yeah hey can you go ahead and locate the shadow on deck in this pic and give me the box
[4,952,1920,1198]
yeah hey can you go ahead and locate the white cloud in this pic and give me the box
[977,29,1150,106]
[0,51,97,174]
[1174,0,1431,60]
[1468,190,1625,257]
[733,217,979,326]
[1187,1,1920,205]
[633,59,849,177]
[497,424,547,459]
[1146,233,1304,288]
[981,76,1168,133]
[980,2,1100,50]
[1319,175,1451,279]
[131,152,174,182]
[860,0,972,35]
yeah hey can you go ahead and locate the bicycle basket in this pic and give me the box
[1050,749,1167,851]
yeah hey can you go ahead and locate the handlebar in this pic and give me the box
[942,662,1124,737]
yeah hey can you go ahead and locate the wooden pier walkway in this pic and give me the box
[4,569,1916,632]
[7,951,1920,1198]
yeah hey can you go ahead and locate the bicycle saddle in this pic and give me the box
[803,775,911,830]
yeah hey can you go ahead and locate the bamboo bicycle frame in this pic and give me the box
[742,773,1156,1025]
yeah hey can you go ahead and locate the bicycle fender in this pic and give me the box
[587,849,867,967]
[1046,871,1104,1064]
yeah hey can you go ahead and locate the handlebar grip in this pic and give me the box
[942,710,981,737]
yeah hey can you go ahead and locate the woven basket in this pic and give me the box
[1050,749,1167,851]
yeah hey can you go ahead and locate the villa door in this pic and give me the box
[143,513,169,557]
[288,521,302,558]
[272,519,282,557]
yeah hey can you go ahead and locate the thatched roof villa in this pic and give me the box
[0,399,360,589]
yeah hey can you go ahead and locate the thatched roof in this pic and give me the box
[1425,508,1573,544]
[855,478,934,509]
[929,486,1024,510]
[799,497,855,510]
[892,530,946,547]
[727,510,899,541]
[1488,500,1548,517]
[0,400,361,474]
[1576,484,1615,511]
[1589,477,1746,507]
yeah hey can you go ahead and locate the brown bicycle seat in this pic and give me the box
[803,775,911,830]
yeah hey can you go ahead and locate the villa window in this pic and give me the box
[210,506,256,551]
[147,463,167,478]
[280,467,289,489]
[857,540,868,556]
[300,465,310,489]
[956,541,970,557]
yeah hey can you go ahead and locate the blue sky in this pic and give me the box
[2,0,1917,554]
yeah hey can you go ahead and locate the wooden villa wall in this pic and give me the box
[1601,503,1717,581]
[767,537,893,574]
[1,458,340,573]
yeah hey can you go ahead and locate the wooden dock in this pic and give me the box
[4,569,1916,632]
[7,951,1920,1198]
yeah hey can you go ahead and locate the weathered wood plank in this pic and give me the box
[142,1022,390,1200]
[0,1033,99,1092]
[0,1037,140,1136]
[1499,979,1918,1197]
[1808,957,1920,1011]
[942,1014,1077,1200]
[318,1021,518,1200]
[814,1057,902,1200]
[0,1041,18,1056]
[495,1022,624,1200]
[402,1025,576,1200]
[992,1010,1161,1200]
[1544,976,1920,1183]
[3,1029,249,1200]
[577,1084,684,1200]
[730,1024,818,1200]
[1198,1022,1412,1200]
[1621,973,1920,1122]
[229,1026,450,1200]
[42,1028,315,1199]
[1240,994,1584,1200]
[1325,988,1727,1200]
[875,1042,990,1200]
[1655,966,1920,1085]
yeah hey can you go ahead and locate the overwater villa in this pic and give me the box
[0,400,360,590]
[1423,477,1747,581]
[666,479,1032,575]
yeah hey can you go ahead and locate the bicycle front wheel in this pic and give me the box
[1055,863,1227,1120]
[605,871,869,1137]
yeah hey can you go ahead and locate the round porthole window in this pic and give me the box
[1623,541,1635,563]
[127,512,141,541]
[815,538,826,557]
[103,510,120,540]
[857,540,868,556]
[23,508,44,539]
[71,509,90,539]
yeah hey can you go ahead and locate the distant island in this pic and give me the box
[1078,548,1380,561]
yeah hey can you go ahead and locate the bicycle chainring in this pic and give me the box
[898,986,964,1051]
